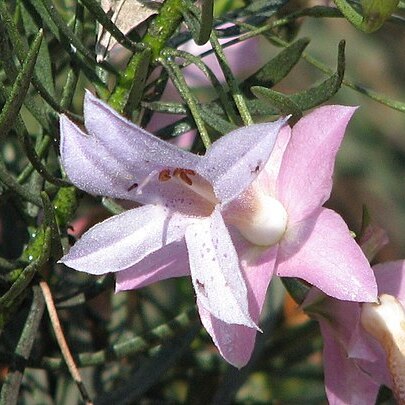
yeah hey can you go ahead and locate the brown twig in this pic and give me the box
[39,280,93,405]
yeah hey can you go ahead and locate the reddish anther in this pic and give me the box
[173,168,196,185]
[158,169,172,182]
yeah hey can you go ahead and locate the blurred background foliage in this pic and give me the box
[0,0,404,403]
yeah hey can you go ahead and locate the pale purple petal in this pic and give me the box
[197,119,287,204]
[277,208,377,302]
[320,321,381,405]
[60,114,136,200]
[115,239,190,291]
[198,243,277,367]
[61,92,211,210]
[61,205,197,275]
[277,106,357,224]
[373,260,405,303]
[348,329,391,388]
[185,208,257,328]
[257,125,291,197]
[84,91,201,170]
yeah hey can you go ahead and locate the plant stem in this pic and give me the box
[108,0,185,114]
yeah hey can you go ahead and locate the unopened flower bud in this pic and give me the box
[361,294,405,402]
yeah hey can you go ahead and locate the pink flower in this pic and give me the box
[59,91,377,367]
[304,260,405,404]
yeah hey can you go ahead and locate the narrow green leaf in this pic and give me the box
[79,0,143,54]
[94,326,199,404]
[201,105,237,134]
[23,0,59,38]
[38,0,97,63]
[0,29,43,137]
[182,0,213,46]
[241,38,310,94]
[124,48,152,117]
[102,197,125,215]
[246,40,346,116]
[0,228,51,311]
[0,286,45,403]
[156,118,195,139]
[16,117,71,188]
[0,159,42,206]
[41,192,63,260]
[159,54,211,147]
[245,0,289,17]
[25,0,113,95]
[198,0,214,45]
[270,35,405,112]
[332,0,363,29]
[288,39,345,108]
[209,30,253,125]
[35,308,198,370]
[18,1,55,96]
[251,87,303,121]
[53,187,79,229]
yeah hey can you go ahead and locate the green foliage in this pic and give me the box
[0,0,403,403]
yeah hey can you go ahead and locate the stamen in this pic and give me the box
[135,169,158,195]
[173,168,196,186]
[158,169,172,182]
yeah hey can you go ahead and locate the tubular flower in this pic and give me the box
[304,260,405,404]
[60,91,377,367]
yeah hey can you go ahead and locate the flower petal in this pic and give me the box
[257,125,291,197]
[320,321,381,405]
[61,92,208,210]
[198,242,277,367]
[277,208,377,302]
[84,91,200,170]
[60,114,135,200]
[277,105,357,223]
[373,260,405,303]
[185,208,257,328]
[197,119,287,204]
[61,205,197,275]
[115,239,190,291]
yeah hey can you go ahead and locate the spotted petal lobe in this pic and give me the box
[197,119,287,204]
[61,205,197,275]
[185,208,257,328]
[277,105,357,224]
[277,208,377,302]
[198,243,277,367]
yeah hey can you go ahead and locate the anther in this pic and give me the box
[158,169,171,182]
[173,168,196,186]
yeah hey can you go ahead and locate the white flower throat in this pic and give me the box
[129,167,288,247]
[232,193,288,246]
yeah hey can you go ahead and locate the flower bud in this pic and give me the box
[361,294,405,402]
